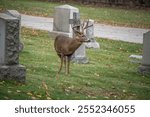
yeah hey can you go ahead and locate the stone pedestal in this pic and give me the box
[0,65,26,82]
[138,65,150,74]
[138,31,150,74]
[0,13,26,83]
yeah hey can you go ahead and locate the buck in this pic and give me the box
[54,20,92,75]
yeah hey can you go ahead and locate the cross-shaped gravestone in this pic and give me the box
[69,12,81,38]
[69,12,88,64]
[69,12,80,29]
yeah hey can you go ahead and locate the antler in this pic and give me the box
[71,19,93,34]
[81,19,93,32]
[71,24,81,34]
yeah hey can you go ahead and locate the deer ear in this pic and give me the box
[75,35,79,39]
[74,31,81,35]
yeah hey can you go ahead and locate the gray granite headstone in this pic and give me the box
[138,31,150,74]
[51,4,79,37]
[5,10,24,52]
[0,13,26,83]
[85,19,100,49]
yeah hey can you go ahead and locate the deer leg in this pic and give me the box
[58,54,64,74]
[64,56,66,72]
[66,56,71,75]
[67,57,70,74]
[65,56,68,75]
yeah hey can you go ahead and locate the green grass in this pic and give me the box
[0,28,149,100]
[0,0,150,28]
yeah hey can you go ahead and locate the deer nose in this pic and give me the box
[85,39,91,42]
[84,35,91,42]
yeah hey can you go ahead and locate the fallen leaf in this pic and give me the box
[4,96,9,99]
[104,96,109,99]
[31,96,37,100]
[94,73,100,77]
[65,89,70,93]
[36,94,42,98]
[46,91,50,97]
[47,97,52,100]
[16,90,21,93]
[8,90,12,93]
[42,81,48,90]
[123,90,127,93]
[0,81,5,85]
[27,92,33,96]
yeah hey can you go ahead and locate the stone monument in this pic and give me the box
[0,13,26,83]
[85,19,100,49]
[5,10,24,52]
[138,31,150,74]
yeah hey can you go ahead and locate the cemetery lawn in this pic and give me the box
[0,0,150,28]
[0,28,150,100]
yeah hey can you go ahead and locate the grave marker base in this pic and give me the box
[0,65,26,83]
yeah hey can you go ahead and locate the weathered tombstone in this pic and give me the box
[85,19,100,49]
[0,13,26,83]
[5,10,24,52]
[51,4,79,37]
[138,31,150,74]
[69,12,88,63]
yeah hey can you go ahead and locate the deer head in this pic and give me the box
[72,19,93,42]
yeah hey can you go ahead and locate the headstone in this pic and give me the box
[69,12,88,64]
[51,4,79,37]
[0,13,26,83]
[138,31,150,74]
[5,10,24,52]
[85,19,100,49]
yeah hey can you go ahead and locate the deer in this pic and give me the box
[54,20,92,75]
